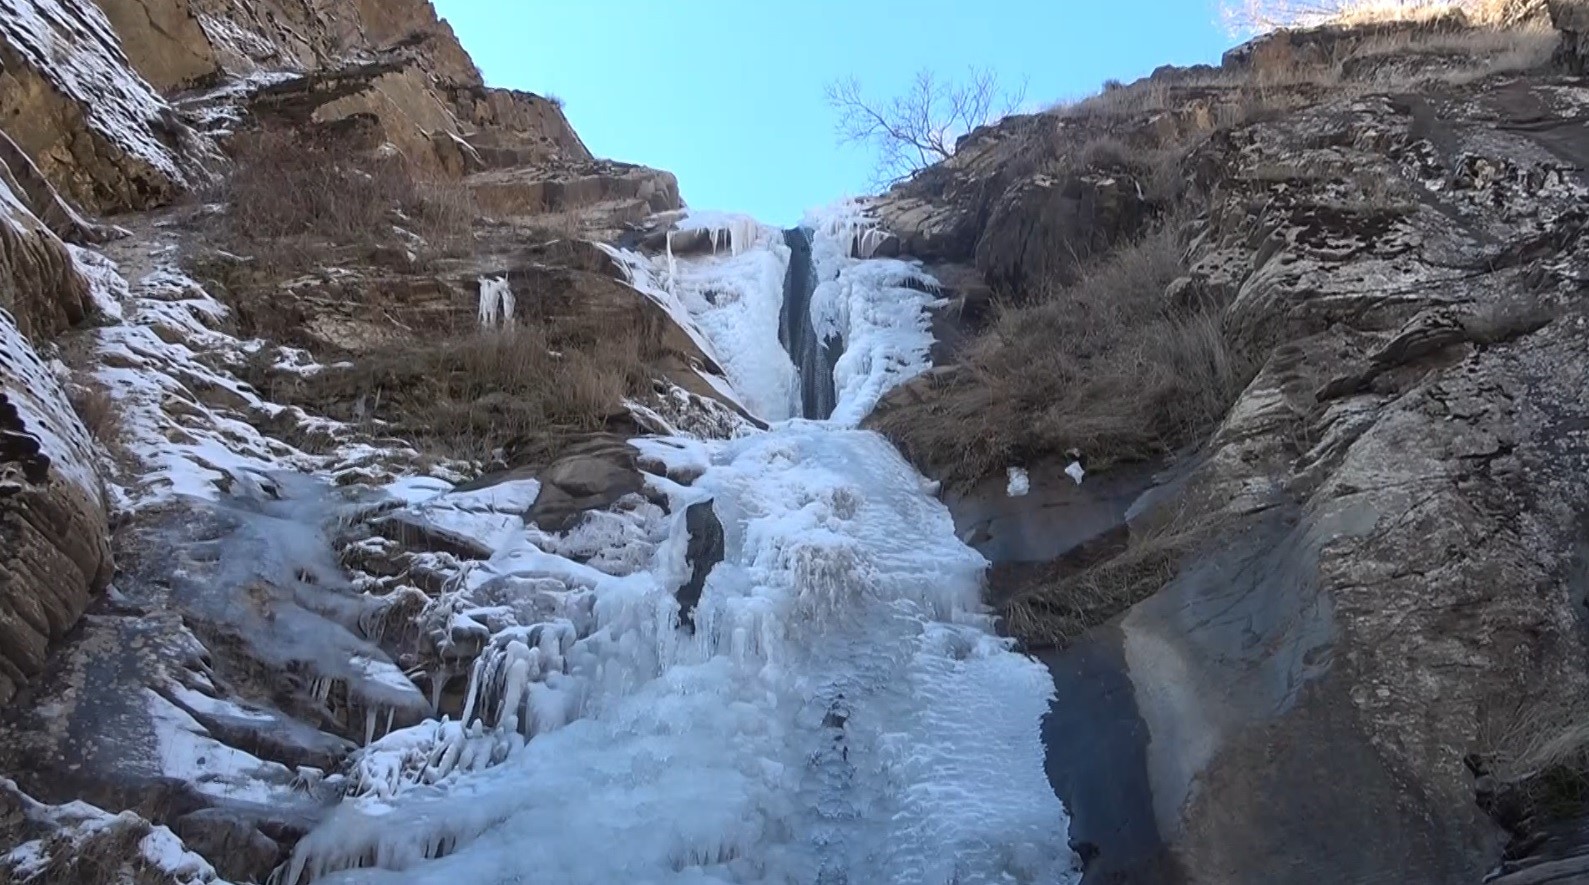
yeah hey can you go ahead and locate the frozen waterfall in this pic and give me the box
[280,202,1077,884]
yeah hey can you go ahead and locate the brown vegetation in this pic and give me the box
[66,380,119,446]
[276,322,652,464]
[1220,0,1543,35]
[218,125,476,271]
[875,220,1257,488]
[1001,500,1224,646]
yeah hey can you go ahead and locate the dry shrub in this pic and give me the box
[66,381,120,444]
[220,126,475,269]
[292,323,647,463]
[1002,501,1221,646]
[875,219,1257,488]
[0,817,168,885]
[1479,692,1589,817]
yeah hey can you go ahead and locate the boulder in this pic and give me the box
[528,436,644,532]
[974,169,1152,294]
[677,500,724,627]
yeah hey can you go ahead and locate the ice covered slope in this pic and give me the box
[278,201,1077,884]
[605,203,940,426]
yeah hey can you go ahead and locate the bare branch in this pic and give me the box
[824,67,1027,186]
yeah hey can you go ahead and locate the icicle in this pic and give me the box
[460,656,485,726]
[665,230,678,294]
[364,707,377,747]
[384,706,395,740]
[477,276,512,328]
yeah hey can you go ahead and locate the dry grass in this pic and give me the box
[282,324,649,464]
[874,219,1257,488]
[66,380,120,445]
[1480,693,1589,817]
[0,817,169,885]
[219,126,476,271]
[1002,501,1222,646]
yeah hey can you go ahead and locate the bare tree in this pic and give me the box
[825,68,1027,185]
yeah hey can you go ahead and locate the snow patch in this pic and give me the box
[1007,467,1030,497]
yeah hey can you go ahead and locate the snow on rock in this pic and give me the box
[0,306,102,499]
[0,0,209,187]
[626,380,756,440]
[146,690,298,806]
[0,779,221,884]
[279,424,1074,884]
[75,246,433,507]
[1007,467,1031,497]
[1066,460,1086,485]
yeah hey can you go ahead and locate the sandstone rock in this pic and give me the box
[0,170,109,707]
[975,170,1151,293]
[0,153,93,340]
[898,41,1589,885]
[468,160,682,221]
[0,0,212,213]
[0,315,111,705]
[529,437,644,532]
[94,0,221,92]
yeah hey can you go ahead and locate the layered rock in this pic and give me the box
[873,12,1589,885]
[0,0,211,213]
[0,141,111,710]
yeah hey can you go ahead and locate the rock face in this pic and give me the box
[0,157,111,710]
[0,325,111,706]
[0,0,212,213]
[0,0,708,878]
[1553,0,1589,71]
[875,14,1589,885]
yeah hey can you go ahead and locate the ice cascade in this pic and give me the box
[277,202,1077,885]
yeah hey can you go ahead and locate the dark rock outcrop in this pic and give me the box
[875,11,1589,885]
[677,499,723,627]
[1553,0,1589,72]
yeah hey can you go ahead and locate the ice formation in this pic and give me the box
[606,218,799,422]
[804,200,944,425]
[476,276,514,328]
[1007,467,1031,498]
[1066,460,1087,485]
[273,202,1076,884]
[24,169,1072,882]
[280,426,1072,884]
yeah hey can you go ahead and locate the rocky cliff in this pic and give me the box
[0,0,740,880]
[872,3,1589,883]
[3,0,1589,881]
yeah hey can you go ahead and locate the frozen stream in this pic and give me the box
[281,206,1076,884]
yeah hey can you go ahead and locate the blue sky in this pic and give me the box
[433,1,1236,225]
